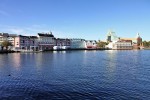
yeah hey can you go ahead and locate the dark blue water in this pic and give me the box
[0,50,150,100]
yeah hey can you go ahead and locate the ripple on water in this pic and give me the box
[0,77,149,100]
[0,51,150,99]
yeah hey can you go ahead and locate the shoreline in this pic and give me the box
[0,50,16,54]
[1,48,148,54]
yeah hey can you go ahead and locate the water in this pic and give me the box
[0,50,150,100]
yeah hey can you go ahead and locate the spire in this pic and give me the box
[136,33,140,38]
[48,31,52,34]
[50,31,52,34]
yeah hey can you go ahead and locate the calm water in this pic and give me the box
[0,50,150,100]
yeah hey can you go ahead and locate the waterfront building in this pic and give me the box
[0,33,17,50]
[37,32,55,50]
[112,40,133,50]
[106,31,143,50]
[70,39,86,49]
[120,33,142,49]
[14,35,38,51]
[85,40,97,49]
[0,33,9,45]
[0,33,17,45]
[53,38,70,50]
[28,36,39,51]
[106,40,133,50]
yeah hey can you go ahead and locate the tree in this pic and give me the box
[143,41,150,47]
[97,41,108,48]
[1,40,13,50]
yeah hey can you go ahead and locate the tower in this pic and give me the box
[136,33,142,46]
[106,30,118,42]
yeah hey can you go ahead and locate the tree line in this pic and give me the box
[97,40,108,48]
[0,41,13,51]
[142,41,150,47]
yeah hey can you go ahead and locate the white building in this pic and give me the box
[106,40,133,50]
[37,32,55,50]
[70,39,86,49]
[85,40,97,49]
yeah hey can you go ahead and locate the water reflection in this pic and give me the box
[105,50,117,73]
[0,51,150,99]
[9,53,21,71]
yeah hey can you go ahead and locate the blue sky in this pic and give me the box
[0,0,150,40]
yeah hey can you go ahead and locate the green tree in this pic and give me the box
[97,41,108,48]
[1,40,12,50]
[143,41,150,47]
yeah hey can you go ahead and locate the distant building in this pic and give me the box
[37,31,55,50]
[112,40,133,50]
[53,38,70,50]
[14,35,38,51]
[0,33,17,46]
[106,40,133,50]
[106,30,119,42]
[0,33,17,50]
[70,39,86,49]
[106,31,143,50]
[85,40,97,49]
[120,33,142,49]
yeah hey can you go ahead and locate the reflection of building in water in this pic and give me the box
[11,53,21,70]
[105,50,117,80]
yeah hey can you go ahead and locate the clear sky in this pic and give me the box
[0,0,150,40]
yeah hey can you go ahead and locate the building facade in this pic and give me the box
[112,40,133,50]
[106,40,133,50]
[70,39,86,49]
[120,33,142,49]
[0,33,17,50]
[14,35,38,51]
[37,32,55,50]
[85,40,97,49]
[53,38,70,50]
